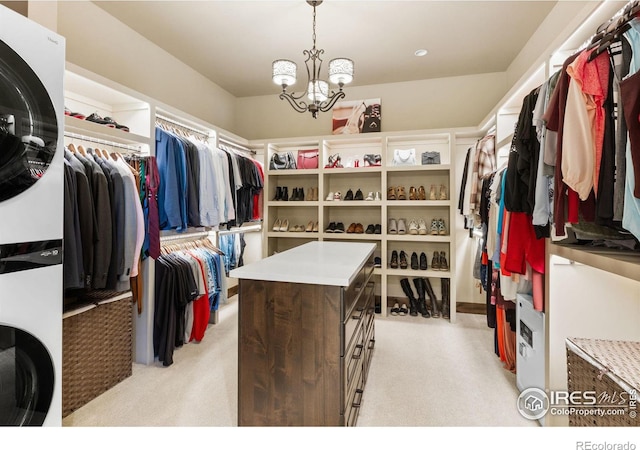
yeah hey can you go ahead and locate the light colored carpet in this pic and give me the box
[62,297,535,427]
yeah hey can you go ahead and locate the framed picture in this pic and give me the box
[332,98,381,135]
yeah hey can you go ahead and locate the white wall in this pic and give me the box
[235,72,508,141]
[56,1,238,134]
[546,256,640,426]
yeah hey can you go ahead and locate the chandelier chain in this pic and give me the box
[312,3,317,50]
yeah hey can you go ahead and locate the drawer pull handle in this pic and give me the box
[368,338,376,350]
[352,389,364,408]
[352,344,364,360]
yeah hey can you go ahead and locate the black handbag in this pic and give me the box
[269,152,297,170]
[421,151,441,165]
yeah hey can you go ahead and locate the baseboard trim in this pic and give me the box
[456,302,486,315]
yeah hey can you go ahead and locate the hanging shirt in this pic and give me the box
[562,48,609,200]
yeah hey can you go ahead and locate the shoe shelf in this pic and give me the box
[386,199,450,207]
[64,115,150,147]
[323,233,383,241]
[322,166,383,174]
[322,201,382,207]
[386,268,452,279]
[386,235,450,243]
[268,231,319,238]
[268,201,318,207]
[386,164,451,173]
[64,66,151,152]
[261,130,459,322]
[266,168,320,176]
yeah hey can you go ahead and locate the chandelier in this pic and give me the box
[272,0,354,119]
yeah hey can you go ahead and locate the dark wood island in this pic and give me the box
[230,241,376,426]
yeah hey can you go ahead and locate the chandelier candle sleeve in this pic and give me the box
[271,0,354,118]
[272,60,297,87]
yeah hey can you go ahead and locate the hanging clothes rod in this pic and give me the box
[218,223,262,235]
[160,230,211,242]
[218,138,256,155]
[64,131,142,152]
[575,0,634,53]
[155,114,211,138]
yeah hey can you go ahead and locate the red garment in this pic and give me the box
[188,254,210,342]
[251,160,264,220]
[503,212,546,275]
[567,188,580,223]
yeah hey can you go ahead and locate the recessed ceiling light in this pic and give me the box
[415,49,428,57]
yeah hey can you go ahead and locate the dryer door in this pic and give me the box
[0,325,54,426]
[0,38,58,202]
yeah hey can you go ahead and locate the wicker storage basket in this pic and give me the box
[62,291,133,418]
[566,337,640,427]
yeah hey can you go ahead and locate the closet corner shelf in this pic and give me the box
[548,242,640,283]
[64,115,150,146]
[386,164,451,173]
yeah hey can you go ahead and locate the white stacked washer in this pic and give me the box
[0,6,65,426]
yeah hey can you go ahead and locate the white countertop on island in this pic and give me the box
[229,241,376,287]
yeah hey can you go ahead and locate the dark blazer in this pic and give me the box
[77,152,113,289]
[63,159,84,290]
[64,150,94,288]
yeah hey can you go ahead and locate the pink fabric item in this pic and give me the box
[532,270,544,312]
[567,49,610,197]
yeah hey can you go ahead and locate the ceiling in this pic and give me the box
[93,1,558,98]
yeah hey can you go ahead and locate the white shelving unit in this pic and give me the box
[259,130,472,322]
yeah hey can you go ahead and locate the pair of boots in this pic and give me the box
[400,278,440,318]
[441,278,450,320]
[274,186,289,201]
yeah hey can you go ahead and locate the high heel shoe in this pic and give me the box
[272,219,281,232]
[325,154,338,169]
[327,154,343,168]
[279,219,289,232]
[363,154,381,166]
